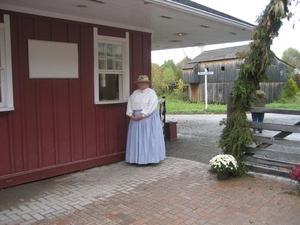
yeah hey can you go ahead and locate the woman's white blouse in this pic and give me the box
[126,88,158,117]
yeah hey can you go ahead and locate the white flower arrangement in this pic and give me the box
[209,154,238,173]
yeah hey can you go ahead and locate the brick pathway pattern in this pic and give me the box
[1,157,300,225]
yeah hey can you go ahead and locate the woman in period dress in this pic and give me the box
[125,75,166,165]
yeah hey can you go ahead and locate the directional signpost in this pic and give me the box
[198,68,214,109]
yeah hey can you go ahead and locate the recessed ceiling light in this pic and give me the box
[200,25,209,28]
[169,40,182,42]
[90,0,105,3]
[175,32,188,36]
[160,15,173,19]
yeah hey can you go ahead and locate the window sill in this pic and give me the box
[95,100,128,105]
[0,107,15,112]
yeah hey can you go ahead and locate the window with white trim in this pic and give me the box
[0,15,14,112]
[94,28,129,104]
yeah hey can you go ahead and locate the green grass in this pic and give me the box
[162,99,300,114]
[267,102,300,110]
[164,100,227,114]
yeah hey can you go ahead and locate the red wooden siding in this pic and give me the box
[129,32,152,89]
[0,11,152,188]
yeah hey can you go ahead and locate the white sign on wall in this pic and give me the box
[28,39,78,79]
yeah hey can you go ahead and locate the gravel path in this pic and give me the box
[165,113,300,165]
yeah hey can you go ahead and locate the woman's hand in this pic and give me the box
[130,115,143,121]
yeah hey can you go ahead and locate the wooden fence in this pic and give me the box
[244,107,300,178]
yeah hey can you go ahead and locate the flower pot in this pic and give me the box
[217,171,229,180]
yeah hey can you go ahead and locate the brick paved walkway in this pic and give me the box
[1,157,300,225]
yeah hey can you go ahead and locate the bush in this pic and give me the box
[279,77,299,100]
[173,79,188,93]
[154,88,165,97]
[168,92,189,101]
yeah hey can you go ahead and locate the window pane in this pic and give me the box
[98,43,105,57]
[99,73,119,100]
[107,58,113,70]
[99,58,106,69]
[98,42,123,71]
[114,45,122,57]
[107,44,113,56]
[115,58,122,70]
[106,58,122,70]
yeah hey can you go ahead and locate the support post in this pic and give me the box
[198,68,214,109]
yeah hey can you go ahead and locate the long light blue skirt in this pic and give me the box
[126,110,166,164]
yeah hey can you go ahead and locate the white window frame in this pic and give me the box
[93,28,129,104]
[0,15,14,112]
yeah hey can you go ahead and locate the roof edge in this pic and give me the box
[144,0,254,30]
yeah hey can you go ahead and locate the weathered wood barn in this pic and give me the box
[0,0,254,188]
[183,45,293,104]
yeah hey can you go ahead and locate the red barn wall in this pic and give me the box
[0,11,151,189]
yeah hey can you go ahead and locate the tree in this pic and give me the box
[161,60,182,81]
[151,63,165,95]
[282,47,300,69]
[162,67,177,85]
[152,60,185,94]
[176,56,191,70]
[280,76,299,99]
[219,0,291,166]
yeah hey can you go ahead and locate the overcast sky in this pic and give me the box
[151,0,300,65]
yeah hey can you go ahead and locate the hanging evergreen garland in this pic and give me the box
[219,0,290,165]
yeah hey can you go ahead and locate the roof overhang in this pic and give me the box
[0,0,254,51]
